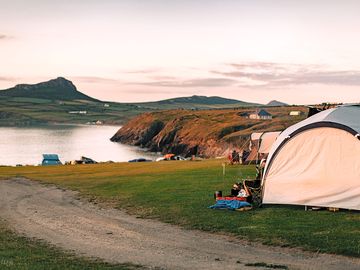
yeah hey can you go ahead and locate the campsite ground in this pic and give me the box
[0,160,359,269]
[0,219,141,270]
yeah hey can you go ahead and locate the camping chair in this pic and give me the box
[243,179,262,207]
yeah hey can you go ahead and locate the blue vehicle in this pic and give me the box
[42,154,62,166]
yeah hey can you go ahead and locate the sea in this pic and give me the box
[0,125,159,166]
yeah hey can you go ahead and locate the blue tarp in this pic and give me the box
[209,200,251,210]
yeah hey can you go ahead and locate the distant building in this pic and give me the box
[249,109,272,120]
[289,111,302,116]
[104,103,110,107]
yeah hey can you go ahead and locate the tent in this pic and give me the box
[42,154,62,166]
[262,105,360,210]
[245,131,281,164]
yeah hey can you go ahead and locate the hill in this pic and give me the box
[266,100,288,106]
[135,95,260,109]
[111,106,308,157]
[0,77,97,101]
[0,78,268,126]
[133,95,260,110]
[0,77,153,126]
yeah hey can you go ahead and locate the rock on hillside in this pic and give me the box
[0,77,97,101]
[111,107,308,158]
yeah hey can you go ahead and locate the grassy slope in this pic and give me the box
[0,160,359,257]
[0,221,141,270]
[0,97,151,126]
[112,106,308,157]
[0,96,261,126]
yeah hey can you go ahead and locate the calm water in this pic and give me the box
[0,125,159,166]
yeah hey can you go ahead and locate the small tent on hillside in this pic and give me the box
[245,131,281,164]
[262,105,360,210]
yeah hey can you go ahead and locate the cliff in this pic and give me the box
[111,106,308,158]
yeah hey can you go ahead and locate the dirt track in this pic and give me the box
[1,178,359,270]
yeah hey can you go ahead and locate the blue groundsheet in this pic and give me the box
[209,200,251,210]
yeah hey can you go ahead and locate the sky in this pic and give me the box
[1,0,360,104]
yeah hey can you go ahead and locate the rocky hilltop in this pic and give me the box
[111,106,307,158]
[0,77,97,101]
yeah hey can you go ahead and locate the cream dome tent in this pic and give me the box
[244,131,281,164]
[262,105,360,210]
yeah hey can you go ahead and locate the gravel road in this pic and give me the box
[0,178,359,270]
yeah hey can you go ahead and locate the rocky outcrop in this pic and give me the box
[111,107,308,158]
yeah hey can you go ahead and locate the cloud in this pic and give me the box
[149,75,177,80]
[213,62,360,88]
[132,78,237,88]
[0,76,16,82]
[70,76,119,84]
[0,34,12,40]
[122,68,160,74]
[121,88,195,95]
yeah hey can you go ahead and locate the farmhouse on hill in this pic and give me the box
[289,110,302,116]
[249,109,272,120]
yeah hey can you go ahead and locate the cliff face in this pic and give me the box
[111,106,308,158]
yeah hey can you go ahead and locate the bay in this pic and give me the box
[0,125,158,166]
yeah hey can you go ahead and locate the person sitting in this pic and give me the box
[230,150,240,164]
[230,182,249,198]
[231,183,241,196]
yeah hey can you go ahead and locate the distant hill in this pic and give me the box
[135,95,260,110]
[267,100,288,107]
[0,77,284,126]
[0,77,98,101]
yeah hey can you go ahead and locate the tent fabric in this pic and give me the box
[262,105,360,210]
[246,131,281,163]
[258,132,281,154]
[251,132,263,141]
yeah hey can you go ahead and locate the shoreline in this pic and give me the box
[0,125,160,167]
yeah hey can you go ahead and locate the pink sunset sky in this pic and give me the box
[1,0,360,104]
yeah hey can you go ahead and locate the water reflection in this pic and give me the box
[0,125,159,166]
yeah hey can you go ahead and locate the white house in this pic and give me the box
[289,111,301,116]
[249,109,272,120]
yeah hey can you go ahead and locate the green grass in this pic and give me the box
[0,160,359,257]
[0,220,141,270]
[0,96,152,126]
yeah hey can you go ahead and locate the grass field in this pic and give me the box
[0,96,151,126]
[0,160,359,257]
